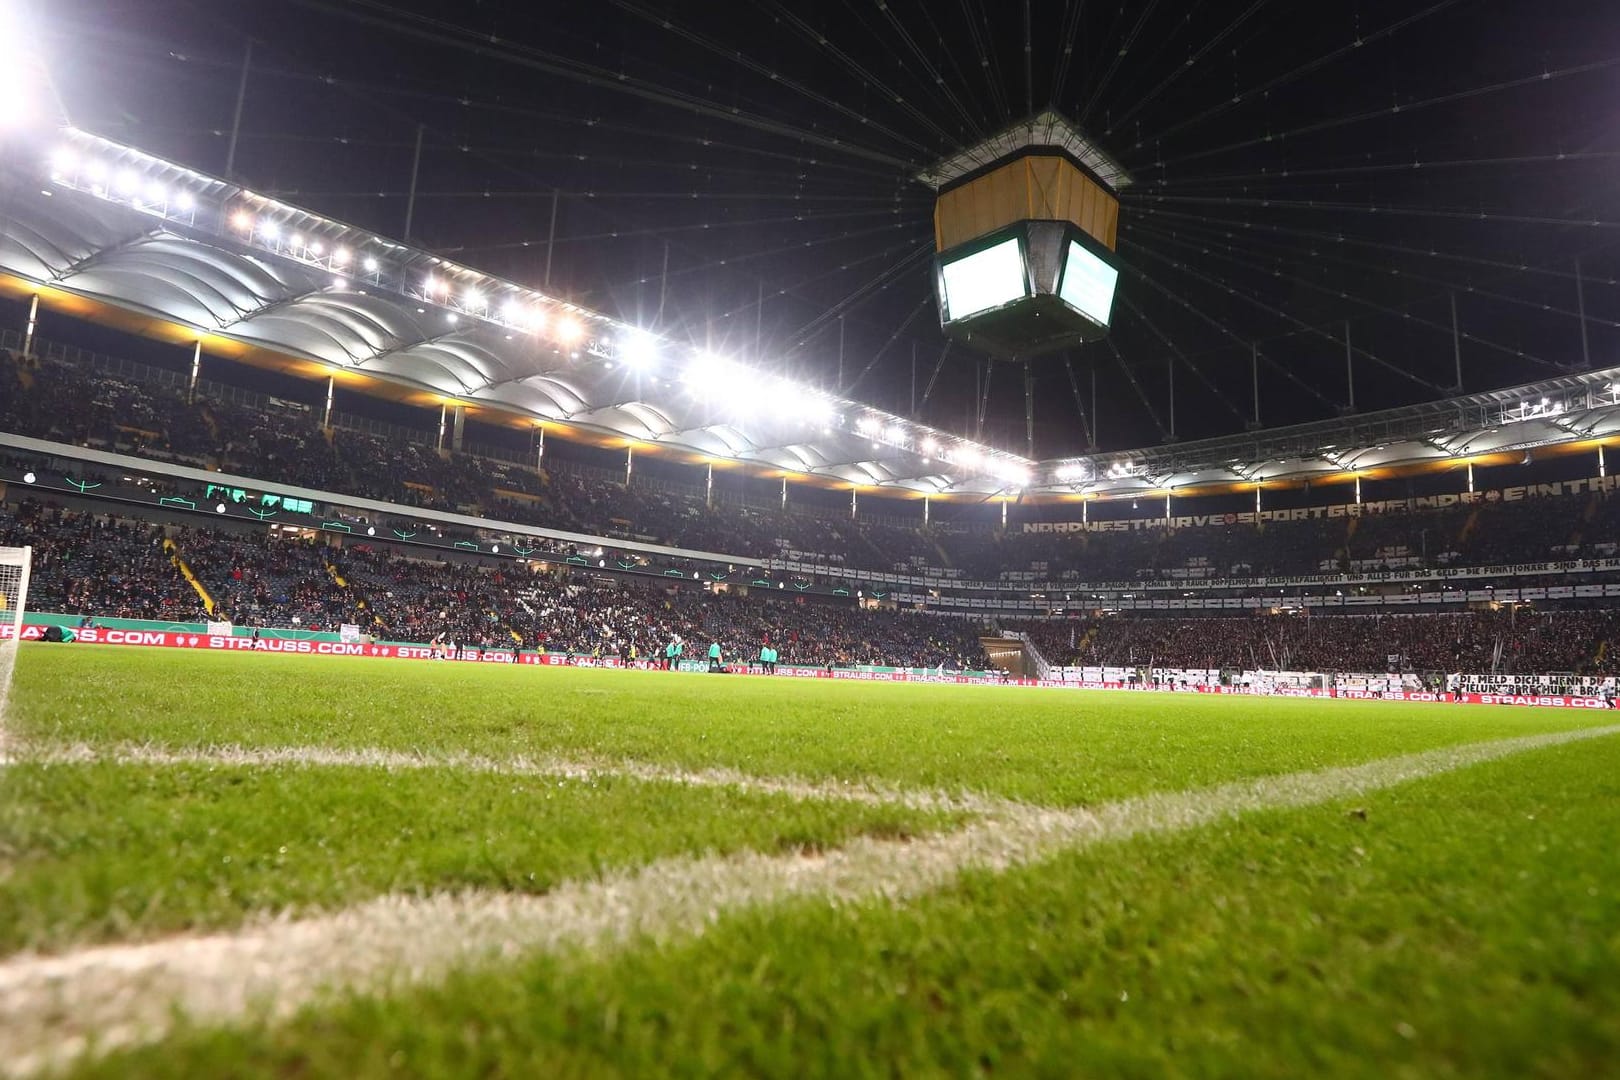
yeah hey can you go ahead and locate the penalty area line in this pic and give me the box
[0,723,1615,1077]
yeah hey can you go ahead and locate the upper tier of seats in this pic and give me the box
[5,346,1616,586]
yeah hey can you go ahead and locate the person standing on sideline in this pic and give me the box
[708,639,723,673]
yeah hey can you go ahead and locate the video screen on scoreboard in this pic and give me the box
[940,237,1028,321]
[1058,239,1119,328]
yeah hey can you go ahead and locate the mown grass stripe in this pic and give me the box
[2,723,1614,1078]
[17,742,1019,817]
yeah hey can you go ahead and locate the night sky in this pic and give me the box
[28,0,1620,458]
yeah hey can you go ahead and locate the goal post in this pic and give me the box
[0,545,32,727]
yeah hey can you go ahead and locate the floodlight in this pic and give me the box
[921,437,938,453]
[290,233,304,249]
[49,147,77,173]
[309,240,324,256]
[114,169,139,195]
[424,274,440,294]
[362,256,379,272]
[22,471,35,484]
[464,288,484,310]
[85,160,107,182]
[555,315,584,343]
[447,313,459,325]
[620,329,659,369]
[232,210,253,231]
[856,415,878,434]
[259,220,280,240]
[143,180,166,204]
[331,246,349,265]
[501,300,522,323]
[883,425,905,444]
[331,276,347,290]
[0,84,29,130]
[174,191,195,211]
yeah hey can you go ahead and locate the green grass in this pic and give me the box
[0,761,950,956]
[7,643,1617,1078]
[69,735,1620,1080]
[11,644,1610,806]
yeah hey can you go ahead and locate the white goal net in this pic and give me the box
[0,545,32,735]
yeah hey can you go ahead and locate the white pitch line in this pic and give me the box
[20,741,1020,818]
[1,723,1615,1077]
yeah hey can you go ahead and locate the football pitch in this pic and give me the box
[3,645,1619,1078]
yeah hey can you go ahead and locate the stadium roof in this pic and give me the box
[0,127,1035,497]
[3,126,1618,504]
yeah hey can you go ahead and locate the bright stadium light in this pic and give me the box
[464,288,485,310]
[362,256,379,273]
[174,191,195,211]
[424,274,441,294]
[232,210,253,232]
[555,315,584,343]
[501,300,523,324]
[331,276,347,290]
[620,329,659,369]
[331,246,349,265]
[85,159,107,184]
[921,437,938,453]
[259,220,280,240]
[114,169,139,195]
[884,424,906,444]
[143,179,166,204]
[309,240,324,256]
[49,147,77,174]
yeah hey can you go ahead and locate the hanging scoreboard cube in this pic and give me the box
[922,111,1131,359]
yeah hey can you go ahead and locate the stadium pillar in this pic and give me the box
[437,404,447,451]
[1165,492,1172,520]
[705,463,713,507]
[322,375,334,430]
[1001,498,1007,527]
[225,39,252,178]
[545,189,560,290]
[1344,322,1355,413]
[1600,444,1607,478]
[535,426,545,468]
[1251,343,1261,427]
[1082,497,1089,524]
[404,124,424,241]
[1450,293,1463,391]
[1255,483,1263,515]
[625,446,633,486]
[851,486,858,520]
[451,405,466,452]
[923,495,929,525]
[780,476,787,510]
[1576,257,1592,371]
[1467,461,1475,494]
[22,293,38,357]
[187,340,202,404]
[1355,475,1362,505]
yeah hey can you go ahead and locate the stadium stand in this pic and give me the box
[8,344,1620,594]
[0,500,991,671]
[1006,611,1620,677]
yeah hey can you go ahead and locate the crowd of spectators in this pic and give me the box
[0,501,990,670]
[1008,609,1620,676]
[7,347,1620,589]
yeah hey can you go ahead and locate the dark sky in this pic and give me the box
[32,0,1620,458]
